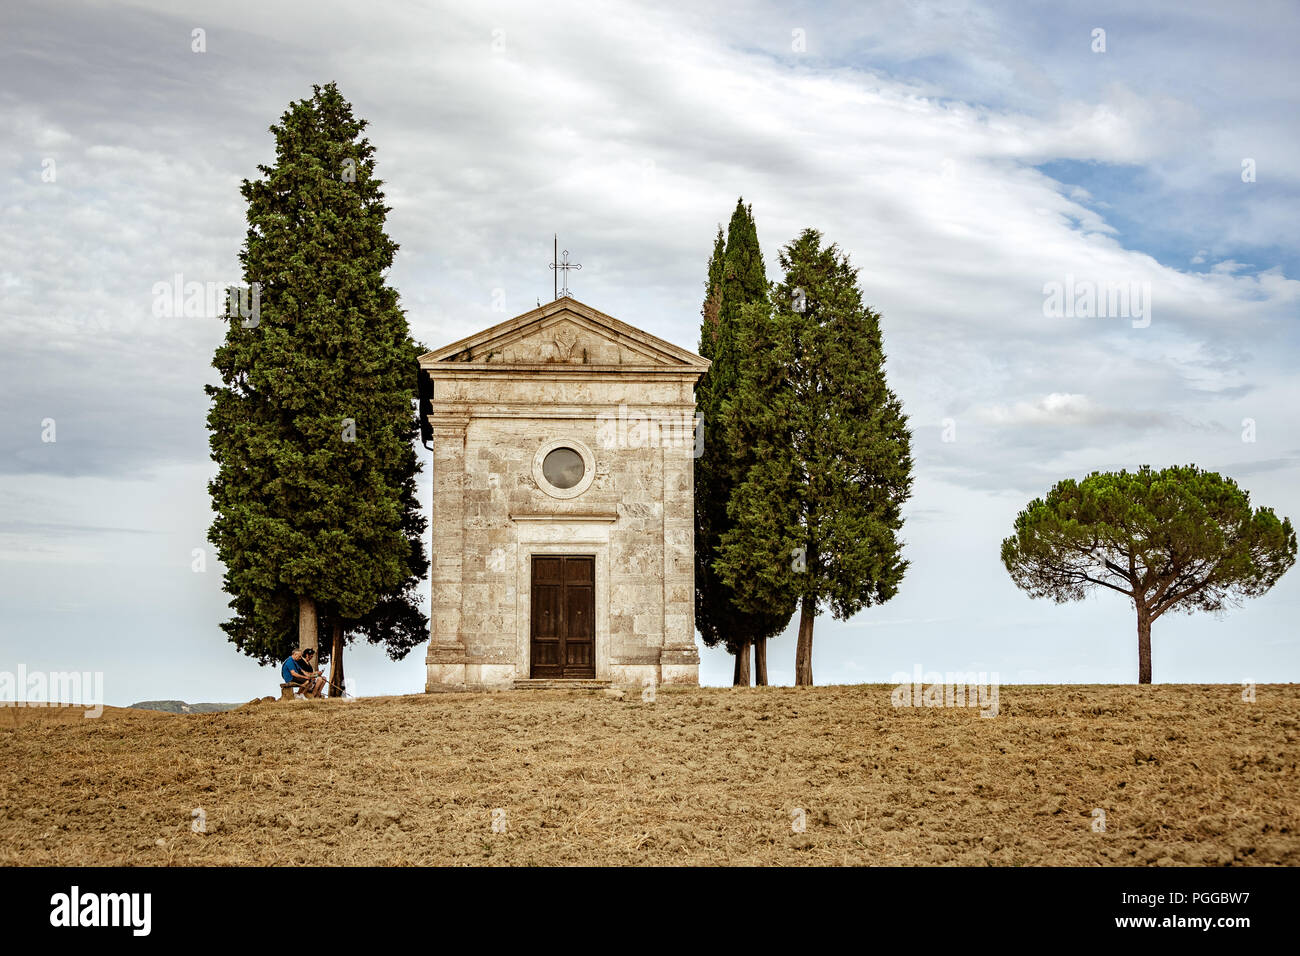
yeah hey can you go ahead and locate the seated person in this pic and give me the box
[299,648,329,697]
[280,648,326,698]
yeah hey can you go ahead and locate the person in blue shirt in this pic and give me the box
[281,648,326,698]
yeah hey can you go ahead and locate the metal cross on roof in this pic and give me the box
[549,235,581,300]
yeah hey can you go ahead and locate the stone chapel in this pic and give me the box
[419,297,709,691]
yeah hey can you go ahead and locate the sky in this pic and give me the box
[2,0,1298,705]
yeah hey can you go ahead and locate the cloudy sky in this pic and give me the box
[3,0,1298,705]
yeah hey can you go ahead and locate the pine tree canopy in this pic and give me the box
[1002,465,1295,616]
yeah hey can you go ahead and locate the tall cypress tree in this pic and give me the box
[206,83,428,693]
[717,229,913,685]
[695,199,794,686]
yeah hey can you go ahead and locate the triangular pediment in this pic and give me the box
[419,297,709,372]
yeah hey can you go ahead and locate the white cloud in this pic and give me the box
[971,393,1187,430]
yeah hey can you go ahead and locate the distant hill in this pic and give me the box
[128,700,243,715]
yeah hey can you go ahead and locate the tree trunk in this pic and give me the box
[298,595,318,655]
[754,636,768,686]
[1136,604,1152,685]
[732,641,751,686]
[329,620,345,697]
[795,595,815,686]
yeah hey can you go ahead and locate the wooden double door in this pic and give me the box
[530,555,596,679]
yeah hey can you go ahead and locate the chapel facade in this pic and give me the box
[420,297,709,691]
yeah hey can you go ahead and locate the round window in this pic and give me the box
[541,447,585,489]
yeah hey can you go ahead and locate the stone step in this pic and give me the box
[512,679,612,691]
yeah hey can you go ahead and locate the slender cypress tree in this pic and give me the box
[206,83,428,692]
[695,200,794,685]
[717,229,913,685]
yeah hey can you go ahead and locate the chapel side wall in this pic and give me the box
[425,415,469,691]
[660,434,697,681]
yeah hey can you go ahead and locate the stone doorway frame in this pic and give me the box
[511,515,615,681]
